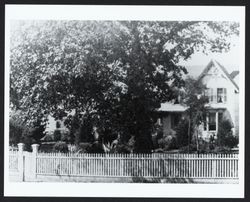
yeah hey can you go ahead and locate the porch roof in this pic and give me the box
[158,102,188,112]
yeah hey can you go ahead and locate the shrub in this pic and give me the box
[217,119,238,148]
[30,119,46,143]
[115,144,131,153]
[54,130,61,141]
[9,119,24,146]
[53,141,68,153]
[157,133,178,151]
[87,141,104,153]
[223,135,239,148]
[21,133,36,152]
[179,143,197,153]
[39,142,55,152]
[77,142,92,153]
[134,133,153,153]
[60,130,70,142]
[175,118,190,147]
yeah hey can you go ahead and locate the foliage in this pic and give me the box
[10,21,239,151]
[30,119,46,143]
[79,118,95,143]
[9,110,45,150]
[76,142,92,153]
[115,144,132,153]
[53,141,69,153]
[9,118,24,146]
[53,130,61,141]
[39,142,55,152]
[180,77,209,151]
[87,142,104,153]
[181,77,209,126]
[175,118,190,147]
[60,130,70,142]
[217,119,239,148]
[157,130,178,151]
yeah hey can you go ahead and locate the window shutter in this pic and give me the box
[210,88,213,102]
[224,88,227,102]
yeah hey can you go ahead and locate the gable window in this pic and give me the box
[217,88,227,103]
[208,112,216,131]
[205,88,214,102]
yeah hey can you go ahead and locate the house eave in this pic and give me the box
[158,102,188,112]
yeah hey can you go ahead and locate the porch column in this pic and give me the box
[206,114,209,133]
[31,144,39,181]
[17,143,24,181]
[215,112,219,136]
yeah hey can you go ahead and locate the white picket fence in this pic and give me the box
[9,150,19,172]
[9,144,239,181]
[35,153,238,179]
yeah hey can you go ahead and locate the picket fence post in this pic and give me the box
[17,143,24,181]
[31,144,39,180]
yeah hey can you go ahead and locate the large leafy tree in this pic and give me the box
[10,20,239,151]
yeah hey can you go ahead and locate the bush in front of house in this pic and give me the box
[9,118,24,146]
[217,119,239,148]
[134,133,153,153]
[53,141,69,153]
[61,130,70,142]
[175,118,190,148]
[157,131,178,151]
[76,142,92,153]
[86,141,104,153]
[54,129,61,141]
[9,116,46,151]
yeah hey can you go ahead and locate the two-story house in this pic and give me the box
[158,59,239,141]
[45,59,239,143]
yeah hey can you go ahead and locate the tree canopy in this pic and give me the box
[10,20,239,151]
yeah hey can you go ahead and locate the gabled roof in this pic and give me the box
[159,59,239,113]
[197,59,239,91]
[230,70,239,79]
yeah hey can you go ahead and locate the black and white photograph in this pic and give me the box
[4,5,245,198]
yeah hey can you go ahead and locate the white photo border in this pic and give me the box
[4,5,245,198]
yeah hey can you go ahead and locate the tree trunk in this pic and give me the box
[188,116,191,153]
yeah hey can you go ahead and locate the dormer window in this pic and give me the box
[205,88,227,103]
[217,88,227,103]
[204,88,214,102]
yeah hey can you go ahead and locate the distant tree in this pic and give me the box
[29,119,46,143]
[9,119,23,146]
[217,119,238,148]
[180,77,209,152]
[10,21,239,151]
[175,118,190,147]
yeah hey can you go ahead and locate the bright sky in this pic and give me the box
[180,35,240,73]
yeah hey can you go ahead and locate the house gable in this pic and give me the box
[198,59,239,93]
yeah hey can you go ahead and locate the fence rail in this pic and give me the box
[9,145,239,182]
[35,153,238,179]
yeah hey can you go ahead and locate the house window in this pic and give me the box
[205,88,214,102]
[208,112,216,131]
[217,88,227,103]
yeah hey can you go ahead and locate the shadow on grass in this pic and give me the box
[129,155,194,183]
